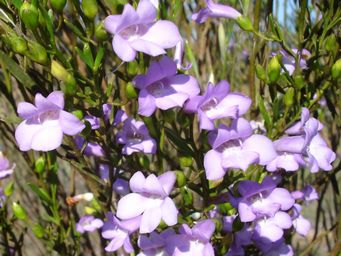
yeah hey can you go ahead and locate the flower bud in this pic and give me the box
[19,2,39,29]
[51,60,77,95]
[179,156,193,168]
[26,41,48,65]
[256,64,266,81]
[50,0,67,12]
[175,170,186,187]
[34,156,45,173]
[284,87,295,107]
[236,16,253,32]
[293,75,305,89]
[95,22,108,41]
[12,202,27,221]
[331,58,341,79]
[125,82,138,99]
[82,0,98,20]
[10,36,27,54]
[268,55,281,83]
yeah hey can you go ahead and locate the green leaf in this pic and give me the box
[28,183,52,204]
[257,95,272,132]
[164,127,194,156]
[0,50,35,89]
[76,43,94,69]
[93,46,104,72]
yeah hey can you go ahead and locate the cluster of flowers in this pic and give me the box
[12,0,336,255]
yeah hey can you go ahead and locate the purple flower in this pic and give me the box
[116,116,157,155]
[253,211,292,243]
[76,215,103,233]
[234,177,295,222]
[98,165,130,196]
[192,0,241,23]
[138,229,176,256]
[167,220,215,255]
[15,91,85,151]
[116,171,178,233]
[291,204,311,236]
[266,136,306,172]
[277,48,311,75]
[104,0,181,62]
[291,185,319,202]
[134,56,200,116]
[184,80,251,130]
[0,154,14,179]
[255,238,294,256]
[204,118,277,180]
[102,212,141,253]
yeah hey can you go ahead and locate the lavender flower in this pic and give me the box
[255,238,294,256]
[104,0,181,62]
[291,204,311,236]
[253,211,292,243]
[98,164,130,196]
[0,153,14,179]
[116,171,178,233]
[234,177,295,222]
[134,56,200,116]
[116,116,156,155]
[76,215,103,233]
[15,91,85,151]
[184,80,251,130]
[167,220,215,255]
[278,48,311,75]
[138,229,176,256]
[291,185,319,202]
[192,0,241,23]
[102,212,141,253]
[204,118,277,180]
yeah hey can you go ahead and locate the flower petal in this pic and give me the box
[204,150,225,180]
[140,207,162,233]
[161,197,178,226]
[59,111,85,136]
[117,193,146,219]
[138,90,157,116]
[17,102,38,119]
[113,35,137,62]
[31,121,63,151]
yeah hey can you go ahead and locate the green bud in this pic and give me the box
[325,34,337,53]
[82,0,98,20]
[32,224,44,238]
[236,16,253,32]
[179,156,193,168]
[12,202,27,221]
[293,75,305,89]
[139,155,150,169]
[20,2,39,29]
[26,41,48,65]
[51,60,77,95]
[51,60,69,80]
[284,87,295,107]
[50,0,67,12]
[95,22,108,42]
[175,170,186,187]
[268,55,281,83]
[331,58,341,79]
[4,181,14,197]
[10,36,27,54]
[84,206,96,215]
[125,82,138,99]
[127,61,138,75]
[34,156,45,173]
[72,110,84,120]
[256,64,266,81]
